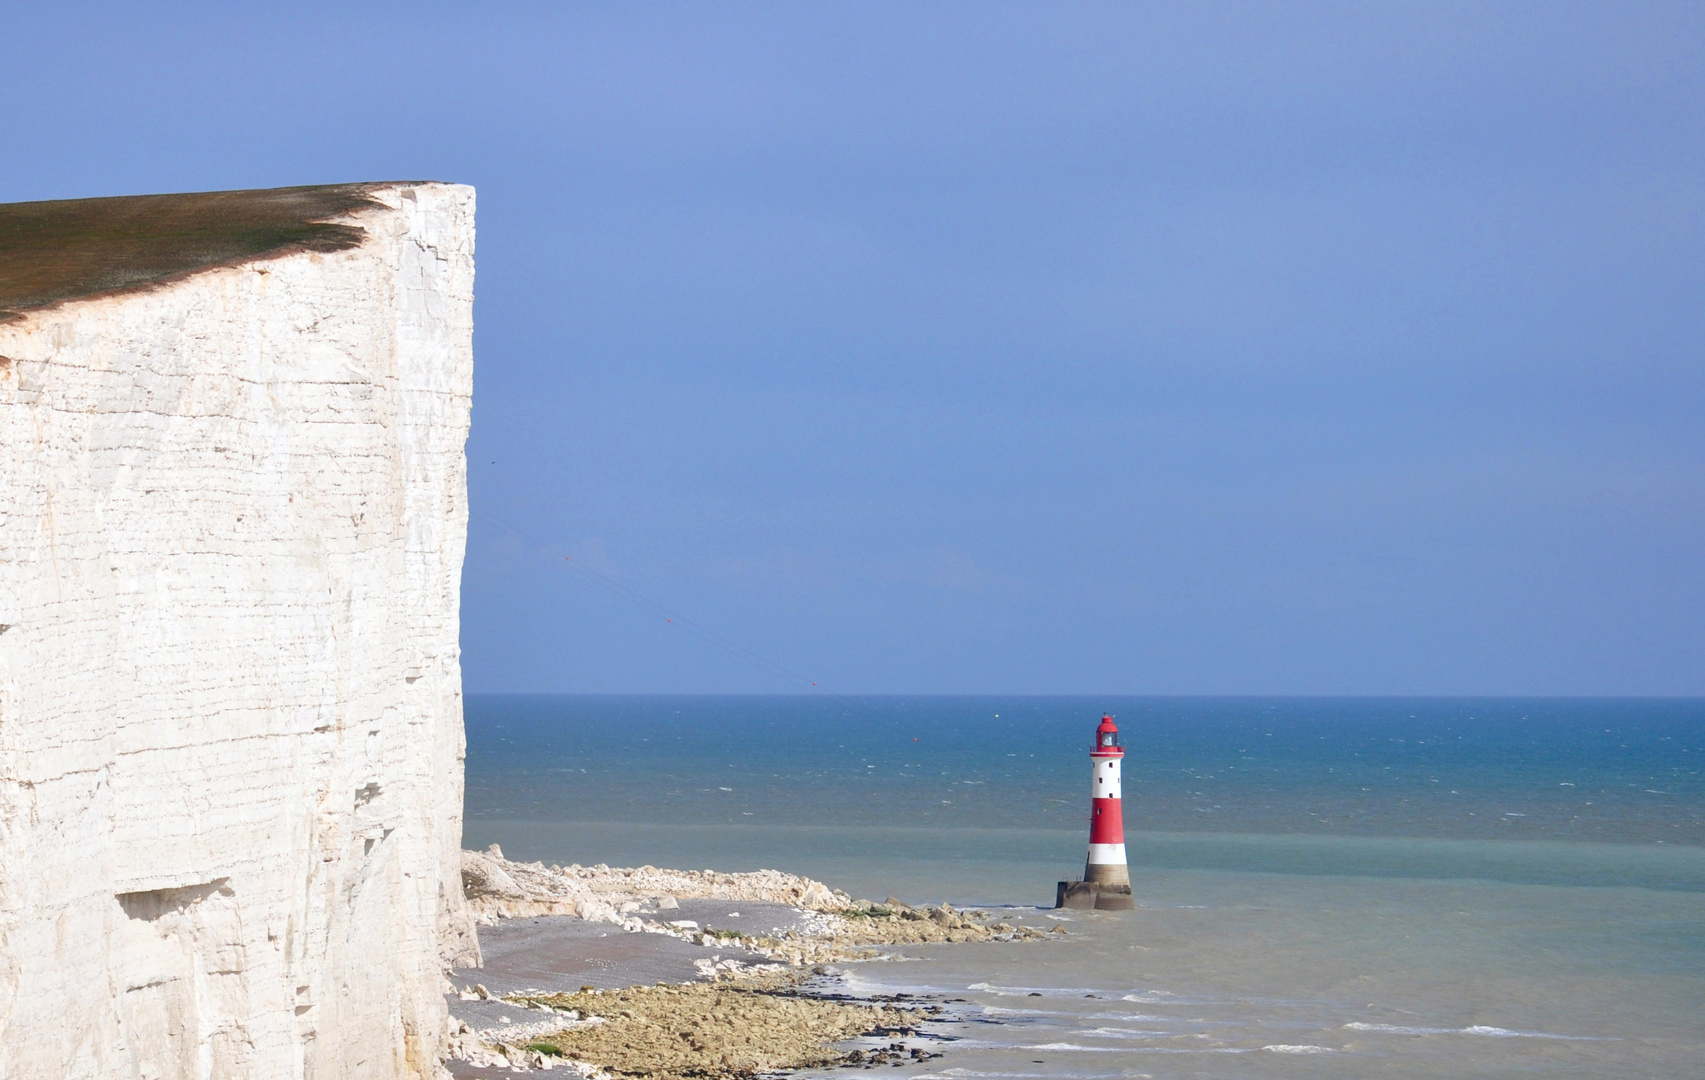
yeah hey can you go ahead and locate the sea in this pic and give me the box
[463,695,1705,1078]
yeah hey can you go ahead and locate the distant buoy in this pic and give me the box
[1056,714,1135,911]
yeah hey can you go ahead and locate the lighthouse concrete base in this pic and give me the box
[1055,881,1135,911]
[1056,880,1097,909]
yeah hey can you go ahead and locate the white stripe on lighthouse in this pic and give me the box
[1087,843,1127,865]
[1091,756,1122,799]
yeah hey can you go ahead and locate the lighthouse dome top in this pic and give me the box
[1092,714,1123,756]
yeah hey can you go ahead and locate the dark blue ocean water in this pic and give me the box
[466,695,1703,848]
[463,696,1705,1077]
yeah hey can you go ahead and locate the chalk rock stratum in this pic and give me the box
[461,845,850,924]
[0,183,477,1079]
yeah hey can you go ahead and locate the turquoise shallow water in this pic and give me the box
[463,695,1705,1077]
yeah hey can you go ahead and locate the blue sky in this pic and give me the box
[6,3,1702,693]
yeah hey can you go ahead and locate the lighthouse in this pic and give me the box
[1056,714,1135,911]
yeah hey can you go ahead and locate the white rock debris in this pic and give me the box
[461,844,853,925]
[448,1014,609,1075]
[0,184,477,1079]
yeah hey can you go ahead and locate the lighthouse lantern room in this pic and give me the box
[1056,713,1136,911]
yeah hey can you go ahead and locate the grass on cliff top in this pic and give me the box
[0,183,412,321]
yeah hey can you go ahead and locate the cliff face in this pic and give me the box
[0,183,477,1079]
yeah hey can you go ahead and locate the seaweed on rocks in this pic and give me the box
[503,973,930,1080]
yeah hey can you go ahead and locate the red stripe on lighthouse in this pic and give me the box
[1089,796,1124,844]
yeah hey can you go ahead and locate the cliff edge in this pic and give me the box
[0,182,477,1079]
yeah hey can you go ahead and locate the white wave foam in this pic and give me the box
[969,982,1112,998]
[838,972,958,997]
[1262,1044,1334,1054]
[1017,1043,1127,1052]
[1460,1025,1603,1040]
[1344,1022,1453,1035]
[914,1072,1108,1080]
[1344,1022,1602,1040]
[1119,1047,1254,1054]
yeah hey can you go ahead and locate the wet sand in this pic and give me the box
[446,901,803,1038]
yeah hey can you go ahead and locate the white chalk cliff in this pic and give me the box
[0,183,477,1078]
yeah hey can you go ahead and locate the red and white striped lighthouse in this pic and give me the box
[1057,713,1135,910]
[1085,714,1130,892]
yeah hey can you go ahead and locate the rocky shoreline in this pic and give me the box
[448,848,1061,1078]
